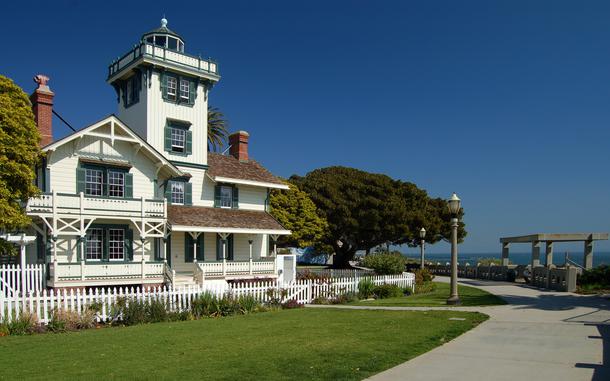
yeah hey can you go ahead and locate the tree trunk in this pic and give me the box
[332,248,356,269]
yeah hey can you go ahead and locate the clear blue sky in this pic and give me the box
[3,1,610,254]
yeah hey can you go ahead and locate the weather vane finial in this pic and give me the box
[161,15,168,27]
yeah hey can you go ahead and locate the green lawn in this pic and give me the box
[354,282,506,307]
[0,308,487,380]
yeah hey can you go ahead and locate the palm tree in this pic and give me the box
[208,106,228,152]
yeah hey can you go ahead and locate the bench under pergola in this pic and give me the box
[499,233,609,270]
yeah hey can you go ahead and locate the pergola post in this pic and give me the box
[531,241,541,269]
[584,239,594,270]
[545,241,554,267]
[501,242,510,266]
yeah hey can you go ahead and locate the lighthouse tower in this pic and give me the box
[107,18,220,167]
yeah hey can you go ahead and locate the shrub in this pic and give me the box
[191,292,220,318]
[167,311,192,322]
[265,288,288,308]
[122,299,148,326]
[237,295,260,314]
[373,284,404,299]
[414,268,434,286]
[297,270,330,282]
[48,309,79,332]
[578,265,610,289]
[311,296,330,305]
[358,278,376,299]
[414,281,437,294]
[7,312,38,335]
[361,252,406,275]
[281,299,303,309]
[332,292,359,304]
[217,295,241,317]
[146,299,168,323]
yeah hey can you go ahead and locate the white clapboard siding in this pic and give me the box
[0,273,415,325]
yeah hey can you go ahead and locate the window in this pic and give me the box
[85,168,103,196]
[171,181,185,204]
[108,170,125,198]
[220,186,233,208]
[83,225,132,262]
[78,165,132,198]
[180,79,190,100]
[171,127,186,153]
[155,35,166,47]
[108,229,125,261]
[167,76,177,101]
[168,37,178,51]
[86,228,104,261]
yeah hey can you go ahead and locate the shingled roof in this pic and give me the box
[167,205,288,232]
[207,153,285,186]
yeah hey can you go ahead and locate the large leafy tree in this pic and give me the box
[207,106,228,152]
[0,75,42,231]
[290,166,466,268]
[269,181,329,249]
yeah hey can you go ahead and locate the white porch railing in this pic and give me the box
[26,191,166,219]
[50,261,165,283]
[197,259,276,278]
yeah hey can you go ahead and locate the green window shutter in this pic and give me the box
[214,185,221,207]
[164,180,173,203]
[189,80,196,105]
[216,235,223,260]
[160,72,167,100]
[125,173,133,198]
[185,182,192,205]
[164,126,172,151]
[196,235,204,261]
[232,186,239,209]
[125,228,133,261]
[185,234,194,263]
[186,130,192,155]
[228,235,234,260]
[76,168,86,194]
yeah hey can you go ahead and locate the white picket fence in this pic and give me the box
[0,273,414,325]
[0,264,46,297]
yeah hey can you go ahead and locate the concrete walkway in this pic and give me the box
[313,277,610,381]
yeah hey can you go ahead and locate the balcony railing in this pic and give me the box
[26,191,166,219]
[197,259,276,278]
[108,42,219,79]
[50,261,165,283]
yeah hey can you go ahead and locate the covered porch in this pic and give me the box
[167,205,291,282]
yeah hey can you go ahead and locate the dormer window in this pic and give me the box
[214,185,239,209]
[220,186,233,208]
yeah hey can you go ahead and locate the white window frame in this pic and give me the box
[171,127,186,153]
[171,181,185,205]
[167,76,177,101]
[108,228,125,261]
[107,170,125,198]
[179,79,189,100]
[85,168,103,196]
[86,228,104,261]
[220,186,233,208]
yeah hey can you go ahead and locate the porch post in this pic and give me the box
[584,239,594,270]
[545,241,554,267]
[222,239,227,276]
[19,234,26,299]
[80,236,86,281]
[141,237,146,282]
[501,242,510,266]
[531,240,541,269]
[52,235,58,285]
[192,233,198,264]
[248,237,253,275]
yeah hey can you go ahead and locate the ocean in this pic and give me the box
[400,251,610,268]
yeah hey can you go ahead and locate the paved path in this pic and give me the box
[311,277,610,381]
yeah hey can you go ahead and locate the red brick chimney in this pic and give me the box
[30,74,54,147]
[229,131,249,161]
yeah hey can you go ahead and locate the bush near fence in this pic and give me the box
[0,273,415,327]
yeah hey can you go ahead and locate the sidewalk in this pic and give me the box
[314,276,610,380]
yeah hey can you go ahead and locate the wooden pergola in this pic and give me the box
[499,233,608,270]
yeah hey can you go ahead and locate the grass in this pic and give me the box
[353,282,506,307]
[0,308,487,380]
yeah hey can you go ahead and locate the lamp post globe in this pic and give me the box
[419,228,426,269]
[446,192,461,305]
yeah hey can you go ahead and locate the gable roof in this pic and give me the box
[207,153,288,189]
[44,114,183,177]
[168,205,290,235]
